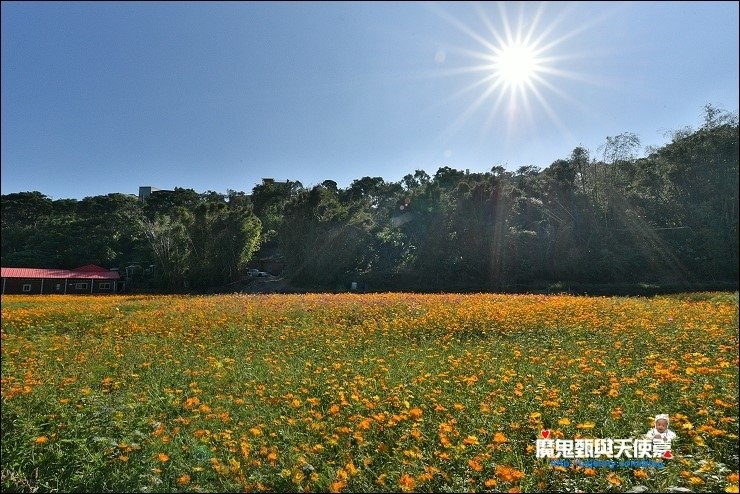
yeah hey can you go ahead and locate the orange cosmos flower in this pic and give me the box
[495,465,524,483]
[399,474,416,492]
[606,472,622,485]
[329,480,346,493]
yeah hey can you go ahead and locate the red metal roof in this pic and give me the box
[1,265,120,280]
[73,264,110,272]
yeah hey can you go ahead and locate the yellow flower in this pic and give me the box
[463,435,479,445]
[157,453,169,462]
[177,474,191,485]
[558,418,571,426]
[34,436,48,444]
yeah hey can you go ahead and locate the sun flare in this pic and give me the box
[429,2,596,141]
[493,42,538,87]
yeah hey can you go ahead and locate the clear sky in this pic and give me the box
[2,1,738,200]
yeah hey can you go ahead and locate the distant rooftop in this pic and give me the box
[138,186,171,201]
[261,178,292,186]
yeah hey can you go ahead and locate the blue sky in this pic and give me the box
[2,1,738,200]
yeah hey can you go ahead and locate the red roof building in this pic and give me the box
[1,265,121,295]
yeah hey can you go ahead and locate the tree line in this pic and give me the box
[2,105,738,292]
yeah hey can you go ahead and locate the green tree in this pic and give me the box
[143,213,190,292]
[184,200,261,290]
[279,186,372,287]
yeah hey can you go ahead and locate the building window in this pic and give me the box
[22,284,32,292]
[99,282,111,289]
[75,283,88,290]
[55,284,61,291]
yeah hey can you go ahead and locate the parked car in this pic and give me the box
[247,268,270,277]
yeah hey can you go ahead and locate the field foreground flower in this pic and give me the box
[1,292,738,492]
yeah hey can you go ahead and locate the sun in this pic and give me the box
[427,2,597,141]
[493,42,539,87]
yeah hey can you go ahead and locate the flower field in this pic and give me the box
[1,292,738,493]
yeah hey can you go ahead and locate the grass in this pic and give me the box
[1,292,738,492]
